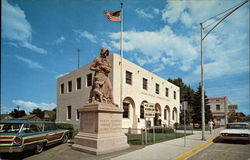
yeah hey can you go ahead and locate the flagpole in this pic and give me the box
[120,2,124,109]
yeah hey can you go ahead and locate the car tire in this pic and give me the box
[36,143,44,153]
[62,134,68,144]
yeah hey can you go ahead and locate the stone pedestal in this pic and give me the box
[72,104,129,155]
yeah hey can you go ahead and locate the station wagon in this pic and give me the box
[0,121,69,153]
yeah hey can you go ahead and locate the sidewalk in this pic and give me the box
[110,127,224,160]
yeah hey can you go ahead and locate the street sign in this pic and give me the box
[144,103,155,118]
[181,101,188,110]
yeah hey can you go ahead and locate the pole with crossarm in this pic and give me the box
[200,0,249,141]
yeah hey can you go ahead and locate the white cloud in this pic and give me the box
[12,100,56,112]
[15,55,43,69]
[153,8,160,14]
[56,72,69,79]
[152,64,165,73]
[160,0,249,79]
[136,9,154,19]
[107,25,198,72]
[53,36,65,45]
[74,30,97,43]
[2,0,47,54]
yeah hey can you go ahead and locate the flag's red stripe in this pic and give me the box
[104,11,121,22]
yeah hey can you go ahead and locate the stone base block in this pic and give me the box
[72,103,129,155]
[72,132,129,155]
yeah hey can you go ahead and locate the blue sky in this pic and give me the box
[2,0,249,115]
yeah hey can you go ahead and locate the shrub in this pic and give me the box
[56,123,74,139]
[148,127,174,134]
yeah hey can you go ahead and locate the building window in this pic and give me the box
[165,88,169,97]
[68,81,72,92]
[77,77,81,90]
[126,71,132,85]
[216,105,220,110]
[143,78,148,90]
[140,105,144,119]
[76,110,80,120]
[155,83,159,94]
[173,91,176,99]
[67,106,71,120]
[60,83,64,94]
[87,73,92,87]
[123,102,129,118]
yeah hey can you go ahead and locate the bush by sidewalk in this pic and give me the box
[56,122,78,139]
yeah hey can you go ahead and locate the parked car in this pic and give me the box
[219,122,250,141]
[0,120,69,153]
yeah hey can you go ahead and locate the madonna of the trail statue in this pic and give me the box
[88,48,115,105]
[72,48,129,155]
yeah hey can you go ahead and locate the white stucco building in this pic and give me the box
[56,54,180,132]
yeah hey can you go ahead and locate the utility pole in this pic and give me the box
[200,23,206,141]
[199,0,249,141]
[77,49,80,69]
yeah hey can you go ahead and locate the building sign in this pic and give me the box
[144,103,155,118]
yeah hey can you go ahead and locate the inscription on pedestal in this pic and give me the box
[82,112,97,133]
[99,119,121,133]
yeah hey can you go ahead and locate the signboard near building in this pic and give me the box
[144,103,155,118]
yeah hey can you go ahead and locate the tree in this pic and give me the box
[168,78,194,124]
[191,84,212,125]
[30,108,44,119]
[9,106,26,118]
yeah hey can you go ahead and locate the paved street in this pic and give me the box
[0,128,224,160]
[0,143,145,160]
[187,140,250,160]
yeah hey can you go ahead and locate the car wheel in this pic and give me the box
[36,143,44,153]
[62,134,68,144]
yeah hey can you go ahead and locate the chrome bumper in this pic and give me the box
[0,146,24,153]
[220,135,250,141]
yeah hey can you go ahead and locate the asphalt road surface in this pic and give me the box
[188,140,250,160]
[0,142,145,160]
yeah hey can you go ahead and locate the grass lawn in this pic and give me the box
[126,133,192,145]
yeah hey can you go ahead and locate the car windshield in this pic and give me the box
[0,123,23,133]
[226,124,249,129]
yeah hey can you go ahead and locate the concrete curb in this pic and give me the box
[171,136,220,160]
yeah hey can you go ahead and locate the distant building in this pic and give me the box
[229,112,246,122]
[0,114,13,121]
[19,114,42,121]
[207,96,237,126]
[56,54,180,132]
[44,110,56,121]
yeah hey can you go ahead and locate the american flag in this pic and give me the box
[104,10,121,22]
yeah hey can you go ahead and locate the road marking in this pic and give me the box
[171,137,219,160]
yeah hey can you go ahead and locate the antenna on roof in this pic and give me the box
[77,49,80,69]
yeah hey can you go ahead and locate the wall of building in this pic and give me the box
[207,96,232,126]
[112,54,180,131]
[57,54,180,131]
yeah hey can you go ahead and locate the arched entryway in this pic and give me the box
[154,103,161,126]
[164,105,170,126]
[123,97,136,129]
